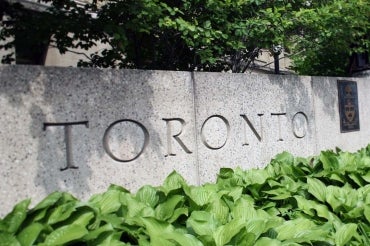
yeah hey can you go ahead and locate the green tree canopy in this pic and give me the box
[1,0,369,75]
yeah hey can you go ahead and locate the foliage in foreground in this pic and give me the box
[2,146,370,245]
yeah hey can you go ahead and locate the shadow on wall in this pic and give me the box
[0,66,163,203]
[310,76,338,121]
[268,74,338,121]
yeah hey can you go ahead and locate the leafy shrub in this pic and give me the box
[2,146,370,245]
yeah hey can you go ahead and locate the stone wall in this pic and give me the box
[0,65,369,216]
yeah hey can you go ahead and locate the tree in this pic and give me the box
[1,0,369,76]
[289,0,370,76]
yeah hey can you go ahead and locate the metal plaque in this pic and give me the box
[337,80,360,132]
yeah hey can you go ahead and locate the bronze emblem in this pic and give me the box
[344,99,355,123]
[338,80,360,132]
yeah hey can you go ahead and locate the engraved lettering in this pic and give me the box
[162,118,192,157]
[240,114,264,145]
[43,121,89,171]
[201,115,230,150]
[103,119,149,162]
[271,113,286,141]
[292,112,309,138]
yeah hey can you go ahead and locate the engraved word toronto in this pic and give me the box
[43,112,309,171]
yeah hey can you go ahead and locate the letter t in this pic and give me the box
[43,121,89,171]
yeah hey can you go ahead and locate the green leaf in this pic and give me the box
[274,151,294,165]
[161,171,187,195]
[155,195,184,221]
[307,178,326,202]
[335,223,357,246]
[16,223,44,246]
[206,196,229,224]
[141,218,202,246]
[0,199,30,233]
[294,195,333,220]
[30,192,63,212]
[255,237,282,246]
[82,223,114,241]
[42,224,88,245]
[47,201,77,225]
[136,185,159,208]
[218,168,234,180]
[320,151,339,170]
[187,211,218,236]
[213,219,245,246]
[89,190,122,214]
[275,218,317,241]
[108,184,130,193]
[123,194,151,219]
[168,207,188,223]
[0,232,21,246]
[184,185,213,206]
[70,211,95,228]
[364,205,370,223]
[91,231,127,246]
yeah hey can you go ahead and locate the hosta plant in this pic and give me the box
[2,145,370,245]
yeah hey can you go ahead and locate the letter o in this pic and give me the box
[292,112,309,138]
[200,115,230,150]
[103,119,149,162]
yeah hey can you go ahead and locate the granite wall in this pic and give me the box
[1,66,369,216]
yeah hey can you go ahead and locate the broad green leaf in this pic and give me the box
[0,199,30,233]
[161,171,187,194]
[92,231,127,246]
[294,195,332,220]
[16,223,44,246]
[162,232,203,246]
[123,194,152,220]
[335,223,357,246]
[362,172,370,183]
[30,192,63,212]
[100,214,125,229]
[168,207,188,223]
[29,193,77,222]
[338,152,357,171]
[242,168,268,185]
[245,219,267,238]
[213,218,245,246]
[232,197,257,221]
[136,185,159,208]
[228,228,256,245]
[218,168,234,179]
[274,151,294,165]
[67,210,95,228]
[348,173,365,187]
[187,211,218,236]
[155,195,184,221]
[307,178,326,202]
[107,184,130,193]
[225,186,243,202]
[255,237,282,246]
[82,223,113,241]
[264,188,292,200]
[320,151,339,170]
[42,224,88,245]
[141,217,202,246]
[364,205,370,223]
[89,190,122,214]
[206,196,229,224]
[184,185,213,206]
[47,201,77,225]
[325,185,356,212]
[275,218,316,241]
[0,232,21,246]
